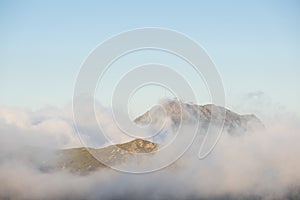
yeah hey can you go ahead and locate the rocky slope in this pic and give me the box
[56,139,157,173]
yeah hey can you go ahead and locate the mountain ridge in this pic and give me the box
[56,139,158,173]
[134,99,264,135]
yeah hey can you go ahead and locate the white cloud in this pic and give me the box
[0,103,300,199]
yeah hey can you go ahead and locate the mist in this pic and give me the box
[0,103,300,200]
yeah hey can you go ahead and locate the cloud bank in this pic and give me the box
[0,103,300,199]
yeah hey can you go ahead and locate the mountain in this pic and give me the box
[56,139,157,173]
[44,99,264,173]
[134,98,264,135]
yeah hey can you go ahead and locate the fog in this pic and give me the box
[0,103,300,200]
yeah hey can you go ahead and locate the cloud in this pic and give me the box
[0,105,80,149]
[0,103,300,199]
[0,102,146,149]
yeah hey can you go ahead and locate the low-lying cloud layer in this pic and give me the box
[0,103,300,199]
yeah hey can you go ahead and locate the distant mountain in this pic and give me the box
[134,98,264,135]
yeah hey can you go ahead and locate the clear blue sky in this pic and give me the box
[0,0,299,116]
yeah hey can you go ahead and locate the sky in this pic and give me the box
[0,0,300,117]
[1,2,300,198]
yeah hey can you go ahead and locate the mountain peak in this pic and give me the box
[134,98,264,135]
